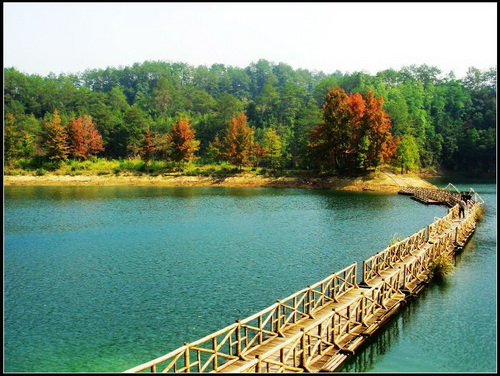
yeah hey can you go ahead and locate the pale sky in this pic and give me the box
[3,2,497,78]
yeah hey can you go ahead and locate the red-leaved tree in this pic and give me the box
[309,87,397,173]
[167,115,200,164]
[142,128,155,162]
[68,115,104,159]
[223,111,254,168]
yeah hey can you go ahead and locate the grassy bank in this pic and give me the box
[4,157,308,179]
[3,158,437,192]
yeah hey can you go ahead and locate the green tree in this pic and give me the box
[262,128,282,169]
[4,113,22,162]
[124,104,150,156]
[396,135,420,173]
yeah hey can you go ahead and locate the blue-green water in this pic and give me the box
[4,183,496,372]
[337,179,497,373]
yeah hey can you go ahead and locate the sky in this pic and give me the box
[3,2,497,78]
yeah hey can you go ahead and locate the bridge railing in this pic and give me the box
[275,262,358,332]
[123,263,358,373]
[362,228,426,285]
[239,303,281,353]
[125,188,481,374]
[256,295,399,373]
[454,202,479,243]
[399,187,461,206]
[123,322,244,373]
[401,254,427,291]
[428,213,454,241]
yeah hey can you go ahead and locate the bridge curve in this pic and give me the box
[124,186,483,373]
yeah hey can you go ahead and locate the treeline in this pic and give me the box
[3,60,496,175]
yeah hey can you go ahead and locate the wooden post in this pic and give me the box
[255,355,261,373]
[353,262,358,288]
[300,328,307,368]
[346,304,351,333]
[332,274,338,302]
[359,292,366,326]
[307,286,312,316]
[276,300,282,335]
[331,309,338,346]
[361,261,367,286]
[293,296,297,323]
[258,315,263,344]
[183,343,190,373]
[235,320,242,357]
[212,337,217,371]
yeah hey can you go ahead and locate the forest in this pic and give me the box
[3,60,496,176]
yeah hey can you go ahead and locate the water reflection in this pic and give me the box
[337,284,441,372]
[337,303,403,372]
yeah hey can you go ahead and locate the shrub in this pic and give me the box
[35,168,47,176]
[427,253,454,281]
[474,207,485,222]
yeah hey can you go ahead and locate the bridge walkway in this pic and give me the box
[123,187,482,373]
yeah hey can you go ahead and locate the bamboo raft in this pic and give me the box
[124,186,483,373]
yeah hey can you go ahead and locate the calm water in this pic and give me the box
[3,183,496,372]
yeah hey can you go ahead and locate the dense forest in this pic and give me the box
[3,60,496,176]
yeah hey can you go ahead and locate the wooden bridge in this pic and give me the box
[124,187,483,373]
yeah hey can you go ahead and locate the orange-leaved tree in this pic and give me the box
[167,115,199,164]
[44,109,70,162]
[223,111,254,169]
[309,87,397,173]
[361,91,397,169]
[141,128,155,162]
[68,115,104,159]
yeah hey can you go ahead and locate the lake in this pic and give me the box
[3,181,496,372]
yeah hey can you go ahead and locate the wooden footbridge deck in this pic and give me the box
[124,187,483,373]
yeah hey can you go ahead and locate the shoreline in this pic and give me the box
[4,170,437,192]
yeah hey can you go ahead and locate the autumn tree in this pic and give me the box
[43,109,70,162]
[251,142,268,167]
[68,115,105,159]
[309,87,352,172]
[141,128,155,162]
[309,87,397,174]
[361,91,397,169]
[223,111,254,168]
[167,115,200,164]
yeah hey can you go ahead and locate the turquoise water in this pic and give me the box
[3,184,496,372]
[337,179,497,372]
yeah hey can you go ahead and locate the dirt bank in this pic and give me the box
[4,169,436,192]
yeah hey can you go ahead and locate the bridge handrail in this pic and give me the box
[362,228,426,285]
[123,345,188,373]
[274,262,358,332]
[124,187,482,373]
